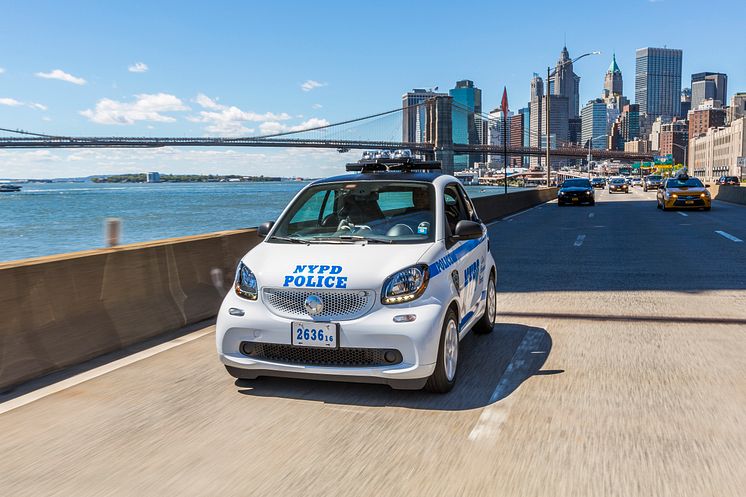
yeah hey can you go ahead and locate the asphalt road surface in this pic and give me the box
[1,187,745,497]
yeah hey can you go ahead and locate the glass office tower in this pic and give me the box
[635,47,683,119]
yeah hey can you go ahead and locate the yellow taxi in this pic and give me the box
[656,174,711,211]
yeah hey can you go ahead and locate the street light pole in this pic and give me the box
[543,50,601,188]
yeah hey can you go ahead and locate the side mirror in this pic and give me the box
[705,184,711,188]
[658,185,665,190]
[257,221,275,237]
[452,220,482,241]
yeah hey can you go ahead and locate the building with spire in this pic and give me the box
[604,54,623,97]
[552,46,581,119]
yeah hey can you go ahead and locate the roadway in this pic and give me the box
[1,187,745,497]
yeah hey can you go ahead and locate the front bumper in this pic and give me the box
[609,187,628,192]
[558,193,594,204]
[216,291,445,387]
[662,196,711,209]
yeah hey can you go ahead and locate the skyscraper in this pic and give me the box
[635,47,683,119]
[604,53,623,96]
[581,99,608,150]
[449,80,482,169]
[529,75,543,168]
[691,72,727,109]
[552,46,581,119]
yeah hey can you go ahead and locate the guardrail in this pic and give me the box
[0,188,557,391]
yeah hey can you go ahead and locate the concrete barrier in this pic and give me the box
[473,187,558,222]
[0,188,556,391]
[712,185,746,205]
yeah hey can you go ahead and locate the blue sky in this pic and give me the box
[1,0,744,178]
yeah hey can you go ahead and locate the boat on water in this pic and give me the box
[0,184,22,192]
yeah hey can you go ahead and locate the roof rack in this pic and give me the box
[345,157,442,173]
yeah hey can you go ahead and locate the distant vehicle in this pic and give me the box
[717,176,740,186]
[608,177,629,194]
[657,173,711,211]
[624,177,633,186]
[590,177,606,189]
[619,166,632,176]
[558,178,595,206]
[0,184,22,193]
[643,175,663,192]
[631,177,642,186]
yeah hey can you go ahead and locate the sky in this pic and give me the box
[1,0,744,178]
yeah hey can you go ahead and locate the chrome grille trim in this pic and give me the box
[262,287,375,320]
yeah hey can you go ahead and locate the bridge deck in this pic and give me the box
[1,188,745,496]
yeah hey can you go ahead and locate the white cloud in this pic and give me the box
[42,116,52,122]
[35,69,87,85]
[128,62,148,73]
[80,93,189,124]
[312,103,323,109]
[0,68,5,74]
[301,80,327,92]
[258,117,330,135]
[0,98,48,110]
[0,98,23,107]
[188,93,292,136]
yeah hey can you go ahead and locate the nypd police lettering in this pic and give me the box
[282,264,348,288]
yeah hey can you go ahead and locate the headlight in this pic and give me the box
[382,264,429,304]
[586,190,592,195]
[235,262,258,300]
[671,193,678,198]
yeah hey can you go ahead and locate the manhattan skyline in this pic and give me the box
[1,0,744,178]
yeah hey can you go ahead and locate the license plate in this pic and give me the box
[685,200,694,204]
[291,321,338,348]
[571,197,579,201]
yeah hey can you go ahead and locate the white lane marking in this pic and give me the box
[468,327,546,442]
[501,203,545,221]
[715,231,743,243]
[574,234,586,247]
[677,212,688,217]
[588,212,595,218]
[0,327,214,415]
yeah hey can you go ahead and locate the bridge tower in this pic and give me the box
[426,95,454,175]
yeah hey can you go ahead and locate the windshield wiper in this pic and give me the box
[269,235,311,245]
[337,235,393,244]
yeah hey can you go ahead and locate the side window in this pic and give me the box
[444,184,469,236]
[455,184,476,221]
[288,190,328,226]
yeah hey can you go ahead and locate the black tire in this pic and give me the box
[589,200,596,206]
[704,206,711,211]
[644,186,648,192]
[657,200,662,209]
[661,202,668,211]
[425,308,459,393]
[474,271,496,335]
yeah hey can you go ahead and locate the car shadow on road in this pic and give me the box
[234,323,554,411]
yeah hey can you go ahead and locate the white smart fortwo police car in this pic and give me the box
[216,153,497,393]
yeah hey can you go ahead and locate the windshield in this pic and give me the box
[562,179,591,188]
[647,176,662,181]
[611,179,625,184]
[666,178,704,189]
[270,181,435,244]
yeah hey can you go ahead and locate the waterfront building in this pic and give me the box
[402,88,446,143]
[689,117,745,180]
[510,113,525,167]
[581,99,608,149]
[688,107,726,141]
[659,120,689,165]
[487,110,511,166]
[450,80,482,169]
[604,53,623,97]
[529,75,544,168]
[691,72,727,110]
[146,172,161,183]
[727,93,746,124]
[635,47,683,120]
[624,138,651,153]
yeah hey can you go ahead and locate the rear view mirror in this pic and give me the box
[257,221,275,237]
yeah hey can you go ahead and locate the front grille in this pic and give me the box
[241,342,402,367]
[262,288,375,320]
[674,199,704,206]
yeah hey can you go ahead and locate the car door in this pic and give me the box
[443,183,485,330]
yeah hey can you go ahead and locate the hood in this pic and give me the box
[667,186,708,194]
[242,241,432,291]
[560,186,592,193]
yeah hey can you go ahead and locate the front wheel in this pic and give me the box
[474,272,497,334]
[425,309,459,393]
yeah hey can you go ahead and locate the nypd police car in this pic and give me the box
[216,154,497,393]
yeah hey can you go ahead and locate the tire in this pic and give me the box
[644,187,648,192]
[474,272,497,335]
[657,200,662,209]
[425,308,459,393]
[704,206,711,211]
[589,200,596,206]
[661,202,667,211]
